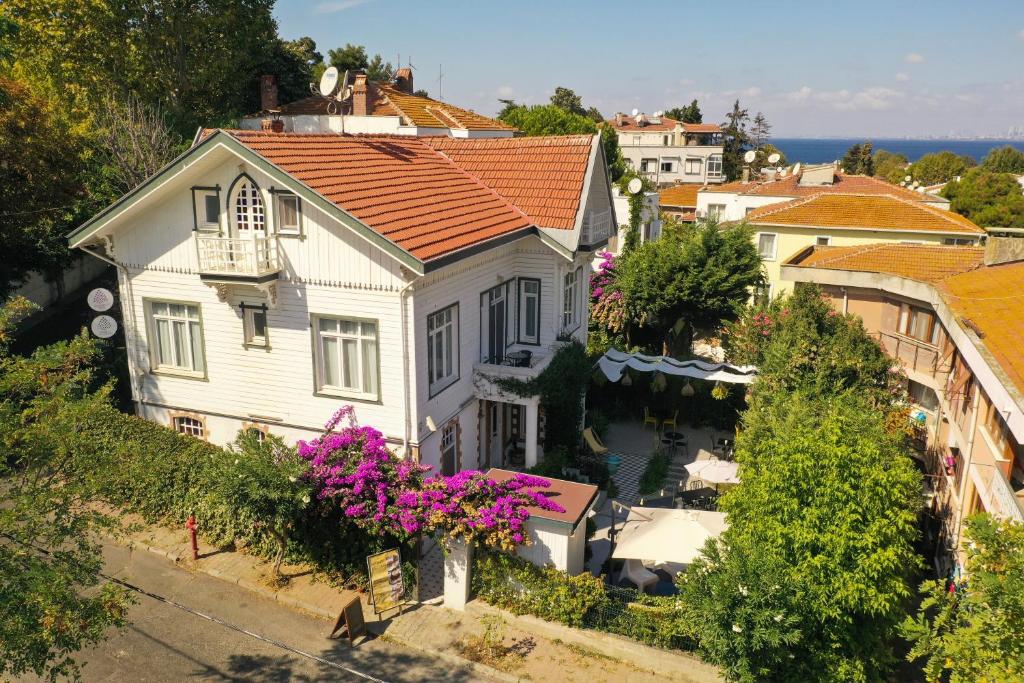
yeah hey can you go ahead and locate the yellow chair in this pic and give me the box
[643,407,659,430]
[662,410,678,431]
[582,427,608,456]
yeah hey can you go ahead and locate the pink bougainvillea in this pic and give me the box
[299,407,564,548]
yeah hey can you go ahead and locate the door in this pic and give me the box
[230,179,267,239]
[482,284,507,364]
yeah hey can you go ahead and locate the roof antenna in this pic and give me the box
[437,64,444,100]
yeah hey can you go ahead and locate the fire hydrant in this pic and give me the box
[186,515,199,561]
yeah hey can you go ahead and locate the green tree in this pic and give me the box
[842,141,875,175]
[326,43,369,74]
[872,148,909,184]
[683,391,922,682]
[942,167,1024,228]
[750,111,771,148]
[550,86,586,116]
[902,513,1024,682]
[208,430,313,580]
[260,36,322,106]
[667,99,702,124]
[906,150,975,185]
[0,298,132,680]
[498,103,625,180]
[980,145,1024,174]
[720,100,751,181]
[611,219,763,354]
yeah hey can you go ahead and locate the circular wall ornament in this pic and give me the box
[87,288,115,312]
[91,315,118,339]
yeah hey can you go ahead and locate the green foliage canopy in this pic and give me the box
[980,145,1024,174]
[872,148,910,183]
[907,150,976,185]
[720,100,751,181]
[842,142,875,175]
[942,167,1024,228]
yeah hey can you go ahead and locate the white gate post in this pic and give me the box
[443,536,473,611]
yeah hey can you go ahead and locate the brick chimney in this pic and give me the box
[260,75,278,112]
[352,72,377,116]
[395,67,414,94]
[260,117,284,133]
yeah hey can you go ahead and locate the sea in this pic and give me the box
[770,138,1024,165]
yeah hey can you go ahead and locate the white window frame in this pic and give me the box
[313,316,380,401]
[243,305,269,348]
[146,300,206,377]
[440,420,459,476]
[707,154,723,178]
[173,416,206,438]
[640,158,658,173]
[815,235,832,246]
[518,278,541,345]
[562,267,582,332]
[274,192,302,236]
[757,232,779,261]
[231,177,266,235]
[193,188,221,232]
[427,304,459,397]
[707,204,727,220]
[685,158,703,175]
[660,159,675,173]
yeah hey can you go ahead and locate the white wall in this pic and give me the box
[13,256,110,310]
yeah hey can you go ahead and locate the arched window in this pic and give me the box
[232,178,265,234]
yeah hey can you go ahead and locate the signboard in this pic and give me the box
[328,595,365,644]
[87,288,115,312]
[366,548,404,614]
[90,315,118,339]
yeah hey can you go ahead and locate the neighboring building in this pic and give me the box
[740,193,985,298]
[606,112,724,185]
[241,68,515,138]
[782,240,1024,570]
[658,184,700,222]
[605,187,661,255]
[68,129,615,476]
[697,164,952,222]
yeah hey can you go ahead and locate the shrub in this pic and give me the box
[637,450,670,495]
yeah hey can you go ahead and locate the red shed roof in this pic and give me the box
[485,468,598,527]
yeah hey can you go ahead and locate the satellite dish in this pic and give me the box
[904,175,912,182]
[743,150,757,164]
[90,315,118,339]
[793,162,802,176]
[319,67,340,97]
[768,153,781,164]
[627,177,644,195]
[631,108,639,116]
[87,287,114,312]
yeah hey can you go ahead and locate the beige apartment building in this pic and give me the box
[783,241,1024,572]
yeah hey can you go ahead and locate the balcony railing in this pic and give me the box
[873,330,940,377]
[581,209,613,245]
[971,461,1024,521]
[196,235,279,278]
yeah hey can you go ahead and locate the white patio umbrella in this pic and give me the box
[611,507,728,566]
[684,459,740,488]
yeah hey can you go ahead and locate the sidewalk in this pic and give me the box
[109,510,721,683]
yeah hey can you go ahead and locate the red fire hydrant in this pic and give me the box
[186,514,199,561]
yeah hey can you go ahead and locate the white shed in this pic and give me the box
[486,469,599,575]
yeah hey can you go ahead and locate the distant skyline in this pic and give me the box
[274,0,1024,138]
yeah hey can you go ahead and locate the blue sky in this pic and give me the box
[274,0,1024,138]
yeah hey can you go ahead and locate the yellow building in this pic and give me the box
[740,192,985,297]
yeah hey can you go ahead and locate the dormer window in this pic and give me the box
[191,186,221,232]
[231,178,265,235]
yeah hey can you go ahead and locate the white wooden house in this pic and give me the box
[69,129,614,474]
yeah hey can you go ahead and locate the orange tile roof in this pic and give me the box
[790,244,985,283]
[220,130,595,261]
[745,193,984,235]
[786,243,1024,397]
[423,135,594,230]
[658,184,701,208]
[264,86,512,131]
[682,123,722,134]
[606,115,722,135]
[704,171,948,204]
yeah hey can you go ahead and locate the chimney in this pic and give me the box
[260,75,278,112]
[352,72,377,116]
[983,235,1024,266]
[395,67,414,94]
[615,112,624,126]
[260,117,284,133]
[742,166,750,183]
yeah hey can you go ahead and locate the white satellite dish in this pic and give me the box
[91,315,118,339]
[743,150,757,164]
[768,152,781,164]
[627,177,643,195]
[793,162,802,176]
[87,287,114,312]
[319,66,340,97]
[631,108,639,116]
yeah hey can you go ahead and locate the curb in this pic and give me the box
[373,629,525,683]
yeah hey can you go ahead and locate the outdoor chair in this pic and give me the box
[620,559,659,593]
[661,410,678,431]
[643,407,659,430]
[582,427,608,456]
[688,479,705,491]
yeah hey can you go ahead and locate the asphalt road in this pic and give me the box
[23,542,493,683]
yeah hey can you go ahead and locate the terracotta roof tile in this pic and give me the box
[704,171,948,204]
[786,242,1024,397]
[745,193,984,235]
[424,135,595,230]
[604,115,722,135]
[658,184,701,208]
[220,130,594,261]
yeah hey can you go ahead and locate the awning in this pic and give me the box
[597,348,757,385]
[612,507,728,565]
[685,459,740,487]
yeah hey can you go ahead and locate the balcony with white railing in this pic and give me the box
[196,235,280,281]
[581,208,613,246]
